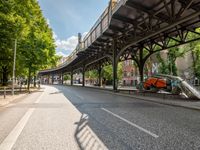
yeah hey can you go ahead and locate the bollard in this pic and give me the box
[4,87,6,99]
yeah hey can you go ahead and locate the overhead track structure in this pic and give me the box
[39,0,200,91]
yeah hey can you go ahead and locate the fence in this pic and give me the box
[0,87,27,99]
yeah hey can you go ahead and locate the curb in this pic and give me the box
[114,92,200,111]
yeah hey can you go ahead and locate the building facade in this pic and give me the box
[122,49,199,86]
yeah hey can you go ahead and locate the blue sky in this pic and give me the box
[38,0,109,57]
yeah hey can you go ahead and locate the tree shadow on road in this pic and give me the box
[54,85,152,150]
[74,113,108,150]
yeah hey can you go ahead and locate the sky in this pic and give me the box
[38,0,109,57]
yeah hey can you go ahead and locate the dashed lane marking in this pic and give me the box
[101,108,159,138]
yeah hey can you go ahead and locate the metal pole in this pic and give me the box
[12,39,17,96]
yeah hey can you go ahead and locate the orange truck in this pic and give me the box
[143,77,168,91]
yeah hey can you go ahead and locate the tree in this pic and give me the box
[63,74,70,81]
[0,0,23,85]
[85,70,98,79]
[0,0,58,89]
[156,39,187,76]
[186,28,200,78]
[101,62,123,84]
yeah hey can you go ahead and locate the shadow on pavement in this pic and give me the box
[74,114,108,150]
[54,85,156,150]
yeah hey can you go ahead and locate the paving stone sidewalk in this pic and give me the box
[0,88,40,107]
[0,94,28,107]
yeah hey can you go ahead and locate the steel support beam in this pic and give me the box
[112,40,118,92]
[138,48,145,84]
[52,74,54,85]
[71,70,73,86]
[117,11,200,61]
[82,66,85,87]
[61,72,64,85]
[47,75,49,84]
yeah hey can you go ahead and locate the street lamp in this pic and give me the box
[12,39,17,96]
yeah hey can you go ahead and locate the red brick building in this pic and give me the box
[122,60,139,86]
[122,56,156,86]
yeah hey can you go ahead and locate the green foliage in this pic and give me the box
[186,28,200,78]
[117,62,123,80]
[156,39,188,76]
[85,63,123,84]
[101,62,123,81]
[63,74,70,81]
[85,70,98,79]
[102,65,112,81]
[0,0,57,86]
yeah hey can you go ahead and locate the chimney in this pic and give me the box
[78,33,82,44]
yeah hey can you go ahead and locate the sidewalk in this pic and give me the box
[0,94,28,107]
[0,88,39,107]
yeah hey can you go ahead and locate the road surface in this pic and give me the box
[0,85,200,150]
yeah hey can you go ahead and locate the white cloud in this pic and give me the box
[55,35,78,52]
[54,32,88,57]
[56,51,68,57]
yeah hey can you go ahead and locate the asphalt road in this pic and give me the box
[0,85,200,150]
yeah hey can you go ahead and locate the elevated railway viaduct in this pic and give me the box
[39,0,200,91]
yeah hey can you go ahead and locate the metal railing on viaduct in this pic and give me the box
[39,0,200,91]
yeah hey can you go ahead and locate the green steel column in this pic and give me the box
[61,72,64,85]
[138,48,145,92]
[71,70,73,86]
[52,74,54,85]
[112,40,118,92]
[48,74,50,84]
[139,48,144,83]
[82,66,85,87]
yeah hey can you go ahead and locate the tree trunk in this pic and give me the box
[27,67,31,91]
[33,70,36,87]
[139,64,144,83]
[2,66,8,86]
[138,63,145,92]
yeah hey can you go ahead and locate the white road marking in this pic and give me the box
[0,91,45,150]
[101,108,159,138]
[76,95,84,100]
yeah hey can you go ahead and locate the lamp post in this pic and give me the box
[12,39,17,96]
